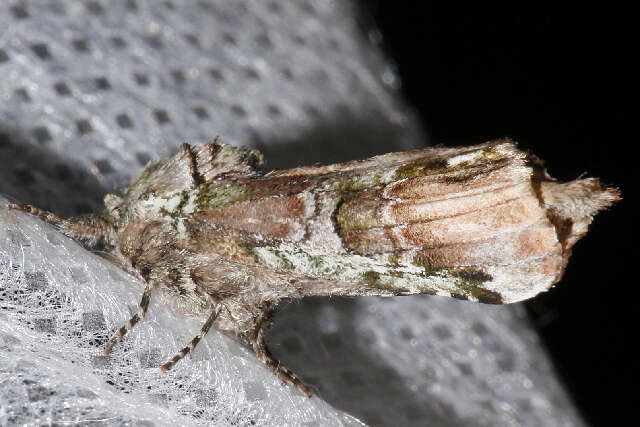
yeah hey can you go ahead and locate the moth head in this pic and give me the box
[103,193,125,223]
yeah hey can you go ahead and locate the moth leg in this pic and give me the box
[7,203,116,247]
[159,306,221,371]
[103,282,153,355]
[250,313,312,398]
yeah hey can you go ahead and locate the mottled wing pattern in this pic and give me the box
[133,138,616,305]
[189,140,548,303]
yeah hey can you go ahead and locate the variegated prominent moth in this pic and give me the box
[8,138,620,396]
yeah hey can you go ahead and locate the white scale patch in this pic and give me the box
[446,150,484,167]
[252,243,480,297]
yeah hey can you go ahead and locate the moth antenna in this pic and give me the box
[159,306,221,371]
[103,283,153,355]
[8,202,65,225]
[8,202,117,247]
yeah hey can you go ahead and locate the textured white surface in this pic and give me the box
[1,1,584,426]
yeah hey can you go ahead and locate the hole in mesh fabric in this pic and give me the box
[163,1,175,10]
[320,332,341,350]
[14,168,36,185]
[32,126,52,144]
[116,113,133,128]
[84,1,104,14]
[95,77,111,90]
[208,68,223,81]
[111,36,127,48]
[133,72,149,86]
[230,104,247,117]
[496,352,516,372]
[76,119,93,135]
[136,152,151,165]
[145,35,164,49]
[153,109,170,124]
[31,43,51,60]
[300,2,316,15]
[184,34,200,46]
[222,33,236,46]
[95,159,114,174]
[280,67,294,80]
[457,362,473,376]
[329,38,341,51]
[255,33,272,49]
[310,68,330,85]
[126,0,138,10]
[15,88,31,102]
[433,324,453,340]
[49,1,66,14]
[10,5,29,19]
[72,39,89,52]
[471,321,490,337]
[0,49,9,63]
[54,81,71,96]
[245,67,260,80]
[197,0,213,11]
[193,106,209,119]
[400,327,414,341]
[266,104,281,117]
[292,34,306,46]
[171,69,186,84]
[267,2,281,13]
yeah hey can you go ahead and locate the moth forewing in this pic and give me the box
[7,138,620,396]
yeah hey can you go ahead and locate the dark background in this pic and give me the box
[362,2,634,426]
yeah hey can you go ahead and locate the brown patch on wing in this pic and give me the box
[384,159,529,200]
[409,221,561,267]
[194,193,314,241]
[338,182,531,231]
[342,194,545,255]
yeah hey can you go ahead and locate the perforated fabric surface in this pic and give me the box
[0,1,584,426]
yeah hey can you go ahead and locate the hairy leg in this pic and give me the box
[103,281,153,355]
[8,203,116,247]
[250,312,312,398]
[160,306,220,371]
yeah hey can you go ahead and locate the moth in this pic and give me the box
[8,138,619,397]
